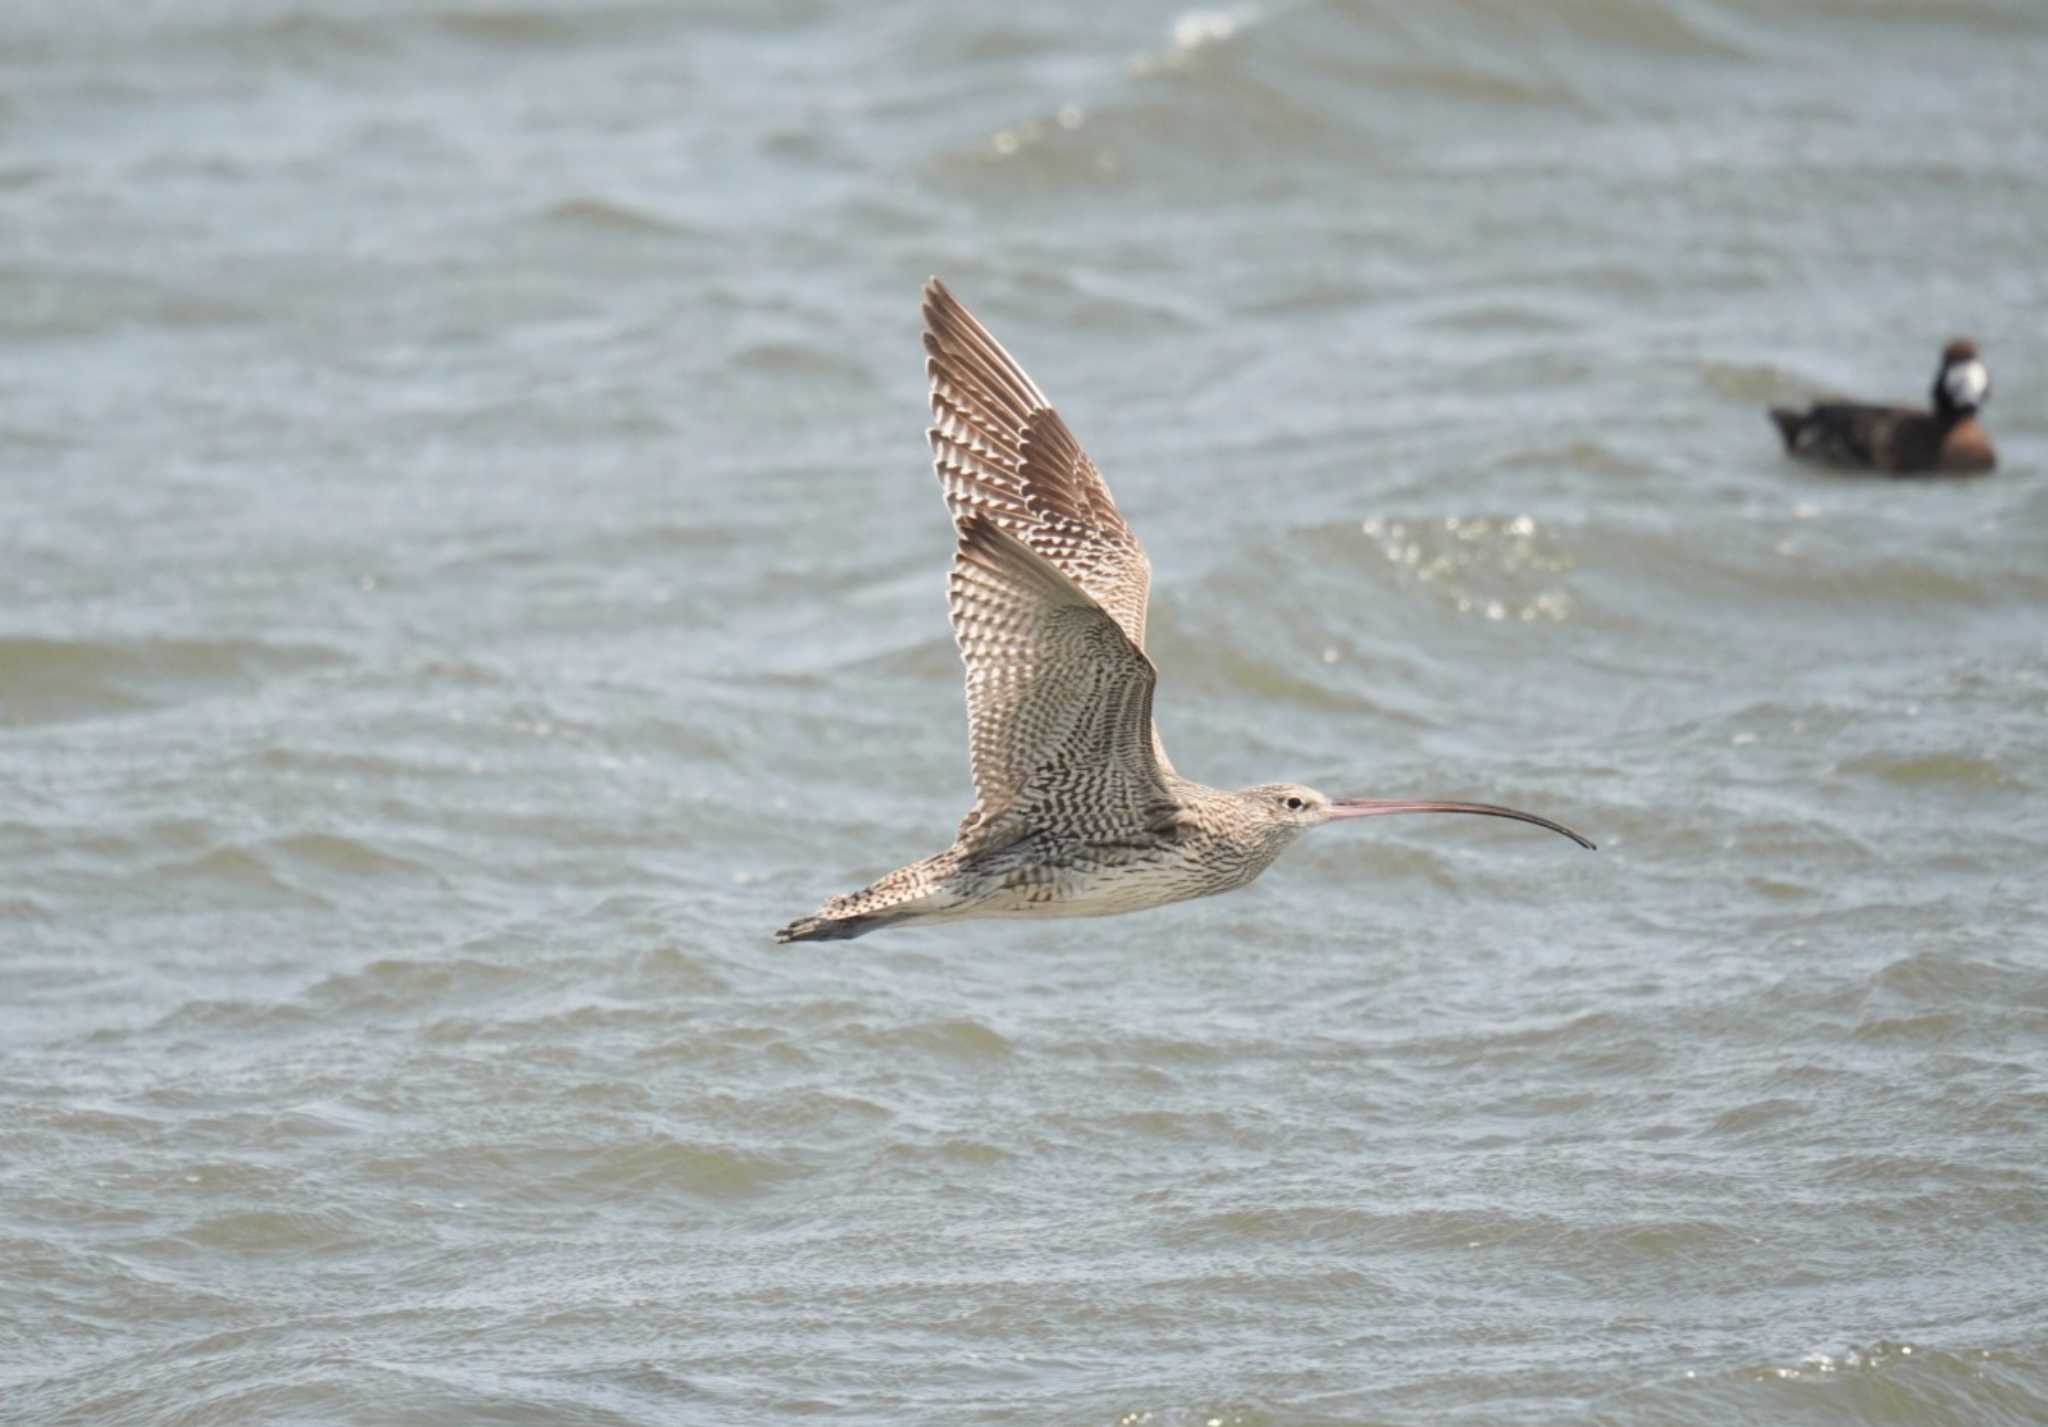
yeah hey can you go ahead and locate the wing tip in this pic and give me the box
[922,276,957,330]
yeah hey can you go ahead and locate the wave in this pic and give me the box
[0,634,343,729]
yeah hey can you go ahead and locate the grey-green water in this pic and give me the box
[4,2,2046,1424]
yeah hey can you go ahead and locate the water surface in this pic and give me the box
[4,2,2046,1423]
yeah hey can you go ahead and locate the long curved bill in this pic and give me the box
[1327,798,1595,850]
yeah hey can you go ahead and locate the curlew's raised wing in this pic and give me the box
[923,278,1154,651]
[949,513,1174,840]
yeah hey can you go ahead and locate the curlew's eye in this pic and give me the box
[1283,796,1306,811]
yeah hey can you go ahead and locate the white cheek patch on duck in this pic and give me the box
[1944,358,1990,408]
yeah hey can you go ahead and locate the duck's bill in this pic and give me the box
[1327,798,1595,850]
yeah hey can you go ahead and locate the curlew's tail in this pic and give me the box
[775,911,897,943]
[774,851,972,944]
[1768,406,1805,451]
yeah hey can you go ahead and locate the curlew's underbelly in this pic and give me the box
[952,841,1259,920]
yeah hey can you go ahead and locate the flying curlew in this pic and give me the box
[776,280,1593,943]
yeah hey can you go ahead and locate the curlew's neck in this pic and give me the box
[1169,777,1310,883]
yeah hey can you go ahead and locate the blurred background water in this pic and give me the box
[4,1,2047,1423]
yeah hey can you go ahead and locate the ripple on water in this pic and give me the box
[0,895,54,923]
[729,340,876,384]
[152,846,332,909]
[268,832,443,881]
[1836,751,2026,790]
[1873,949,2048,1008]
[1350,513,1581,624]
[1391,1011,1658,1077]
[151,998,321,1036]
[1048,1108,1268,1151]
[879,1136,1016,1169]
[538,196,704,240]
[36,1107,159,1141]
[838,1017,1013,1062]
[0,635,343,728]
[689,1089,893,1135]
[1700,357,1804,404]
[637,1026,814,1071]
[1499,438,1654,479]
[305,956,532,1018]
[1706,1097,1811,1138]
[184,1206,366,1255]
[432,7,586,46]
[1159,1203,1750,1267]
[1586,1339,2048,1426]
[571,1137,810,1201]
[1851,1010,1967,1046]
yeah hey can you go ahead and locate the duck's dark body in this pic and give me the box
[1768,402,1995,475]
[1768,338,1995,476]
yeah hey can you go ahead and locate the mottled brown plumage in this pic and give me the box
[775,280,1592,944]
[1769,338,1996,475]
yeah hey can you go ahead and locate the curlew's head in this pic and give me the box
[1934,337,1990,415]
[1236,781,1595,856]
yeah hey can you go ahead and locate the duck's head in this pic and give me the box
[1935,337,1990,415]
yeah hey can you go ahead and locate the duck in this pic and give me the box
[1768,338,1995,474]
